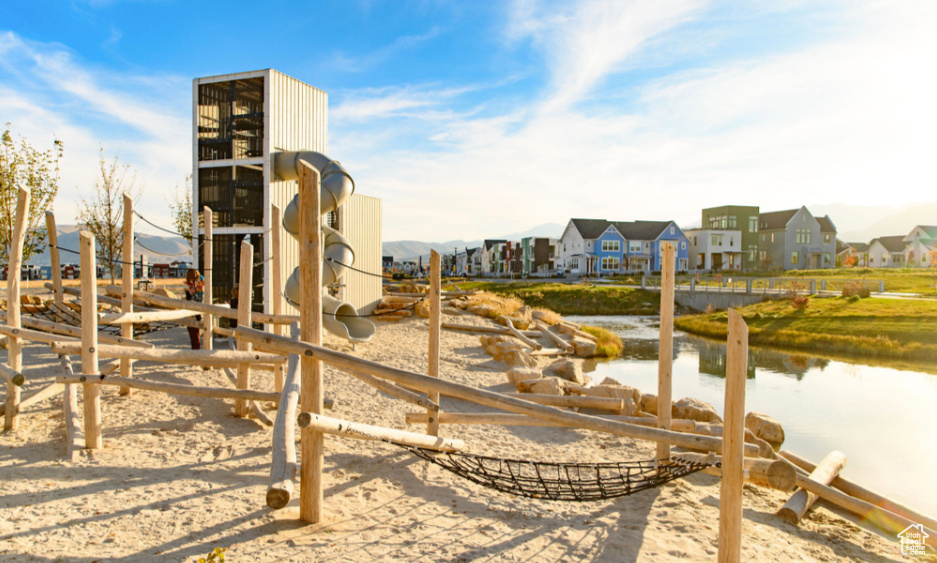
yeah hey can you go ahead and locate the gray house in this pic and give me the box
[757,207,837,270]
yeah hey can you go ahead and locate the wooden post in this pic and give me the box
[203,207,213,355]
[777,451,846,524]
[718,308,748,563]
[80,231,102,449]
[427,250,441,437]
[657,241,675,461]
[5,188,29,430]
[61,356,83,461]
[270,204,284,393]
[119,193,134,395]
[234,240,254,417]
[298,160,324,523]
[44,211,65,307]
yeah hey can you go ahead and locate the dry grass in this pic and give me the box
[580,325,624,358]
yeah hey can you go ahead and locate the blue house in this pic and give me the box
[559,218,689,275]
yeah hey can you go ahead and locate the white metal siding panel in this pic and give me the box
[339,194,382,315]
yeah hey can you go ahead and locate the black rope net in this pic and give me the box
[400,445,717,502]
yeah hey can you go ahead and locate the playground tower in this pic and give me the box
[192,69,382,319]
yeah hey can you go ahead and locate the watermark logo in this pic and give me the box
[898,523,928,556]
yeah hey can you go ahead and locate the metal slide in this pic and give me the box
[276,151,376,343]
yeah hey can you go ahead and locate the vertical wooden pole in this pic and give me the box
[5,188,29,430]
[202,207,213,353]
[298,160,323,523]
[656,241,675,461]
[80,231,102,449]
[119,194,134,395]
[234,239,254,417]
[44,211,65,307]
[271,204,284,393]
[719,308,748,563]
[427,250,441,436]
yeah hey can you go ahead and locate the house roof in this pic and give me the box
[759,209,798,230]
[847,242,869,252]
[816,215,836,233]
[614,220,672,240]
[909,225,937,239]
[483,239,506,251]
[569,218,611,240]
[870,235,907,253]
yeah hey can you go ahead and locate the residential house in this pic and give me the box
[504,241,523,277]
[903,225,937,268]
[686,229,744,271]
[481,240,507,276]
[757,207,837,270]
[465,247,482,276]
[521,237,557,277]
[868,236,907,268]
[559,218,689,276]
[702,205,760,271]
[382,256,393,273]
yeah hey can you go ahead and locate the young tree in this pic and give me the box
[77,150,139,281]
[0,124,63,262]
[168,175,194,249]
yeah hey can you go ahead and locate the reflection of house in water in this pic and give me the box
[753,349,829,380]
[621,339,680,362]
[697,340,756,378]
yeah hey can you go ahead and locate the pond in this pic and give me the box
[567,315,937,519]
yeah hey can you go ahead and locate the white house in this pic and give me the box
[902,225,937,268]
[868,236,907,268]
[686,229,744,271]
[557,219,608,275]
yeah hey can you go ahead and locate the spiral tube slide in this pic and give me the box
[276,151,375,343]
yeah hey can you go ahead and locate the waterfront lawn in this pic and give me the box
[674,295,937,362]
[461,282,661,315]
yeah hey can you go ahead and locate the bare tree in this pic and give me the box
[168,175,194,251]
[0,124,63,262]
[77,150,139,281]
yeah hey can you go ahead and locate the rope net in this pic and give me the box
[401,445,716,502]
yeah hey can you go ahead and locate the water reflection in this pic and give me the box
[567,314,937,517]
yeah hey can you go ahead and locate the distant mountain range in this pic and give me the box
[25,224,194,266]
[383,222,565,262]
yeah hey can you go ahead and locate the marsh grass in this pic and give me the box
[581,325,624,357]
[464,282,660,315]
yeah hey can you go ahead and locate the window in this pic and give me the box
[679,258,687,270]
[749,217,758,232]
[796,228,811,244]
[791,251,799,265]
[681,241,686,250]
[771,233,775,243]
[670,226,675,235]
[824,234,831,244]
[601,240,620,252]
[748,246,757,262]
[601,257,619,270]
[698,253,705,268]
[712,234,723,246]
[728,216,737,228]
[629,241,642,253]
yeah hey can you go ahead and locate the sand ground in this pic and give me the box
[0,308,929,562]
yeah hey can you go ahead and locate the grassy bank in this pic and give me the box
[674,295,937,363]
[456,281,661,315]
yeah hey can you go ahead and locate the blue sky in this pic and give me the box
[1,0,935,241]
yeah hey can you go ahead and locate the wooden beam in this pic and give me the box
[79,230,102,449]
[718,308,748,563]
[657,241,675,462]
[104,286,298,325]
[505,392,624,410]
[675,452,796,492]
[60,356,83,461]
[777,451,846,524]
[343,366,438,412]
[202,206,213,356]
[504,317,542,350]
[779,450,937,534]
[270,204,284,393]
[0,382,62,417]
[442,322,541,338]
[298,159,324,523]
[404,412,697,432]
[297,412,465,452]
[0,362,25,387]
[19,316,154,348]
[49,342,286,368]
[58,373,282,403]
[5,188,29,430]
[120,193,134,395]
[268,343,299,510]
[235,239,254,418]
[535,321,574,353]
[98,309,199,325]
[427,250,441,437]
[234,325,761,457]
[44,211,65,306]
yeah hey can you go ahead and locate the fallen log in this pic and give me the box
[535,321,574,353]
[297,412,465,453]
[237,325,761,456]
[777,450,846,524]
[779,450,937,534]
[441,322,541,338]
[504,318,542,351]
[49,342,286,369]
